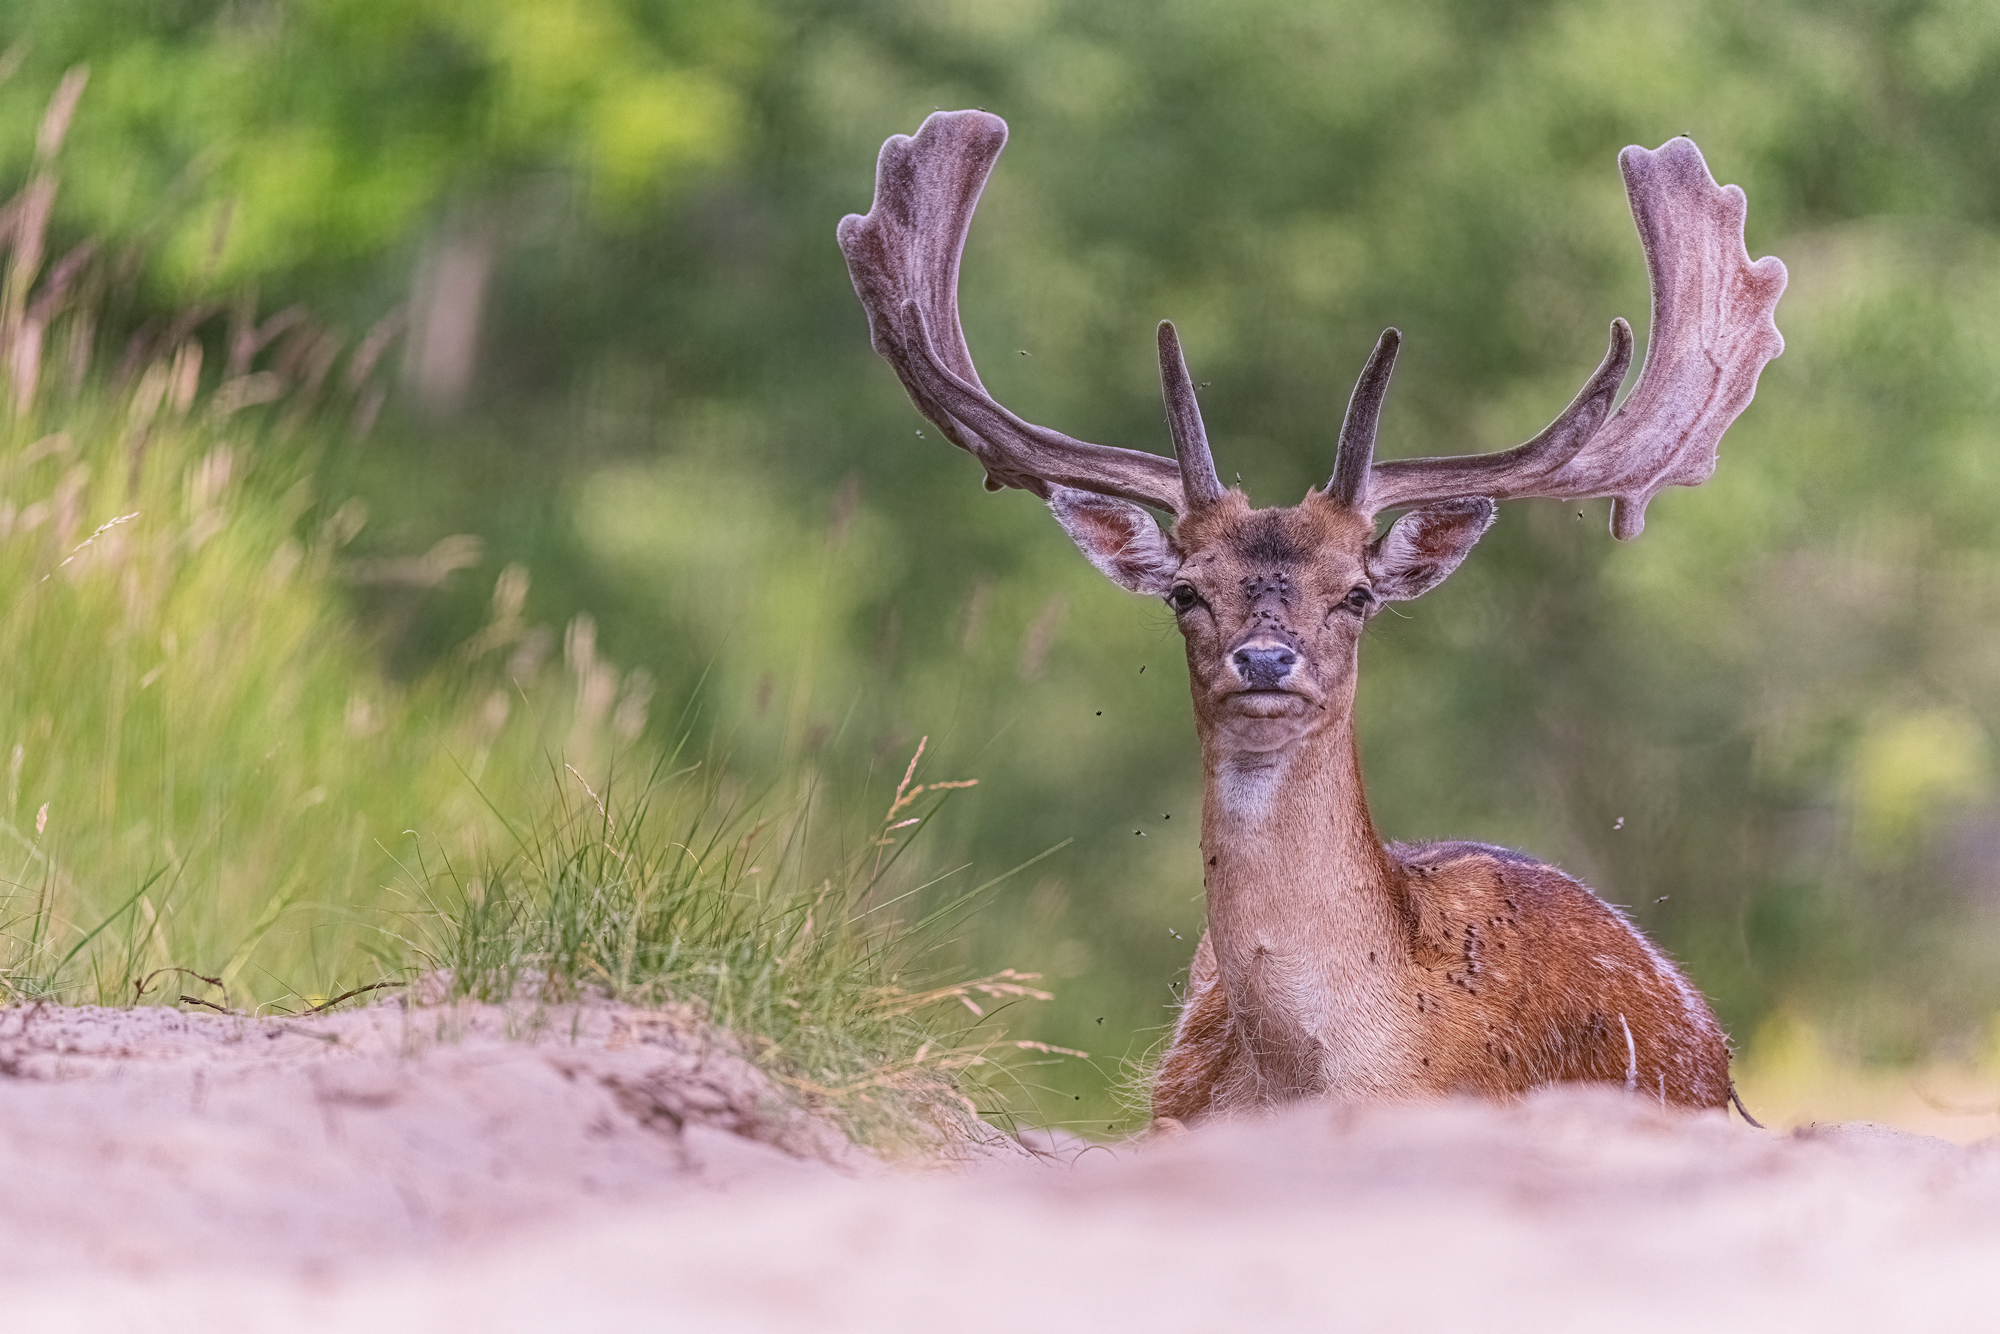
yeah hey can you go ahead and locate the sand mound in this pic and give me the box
[5,1001,1997,1331]
[0,1000,871,1274]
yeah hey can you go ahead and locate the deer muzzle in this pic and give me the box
[1230,640,1299,692]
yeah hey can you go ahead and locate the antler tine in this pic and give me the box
[1328,328,1400,509]
[1158,321,1224,510]
[1365,138,1785,538]
[837,110,1194,517]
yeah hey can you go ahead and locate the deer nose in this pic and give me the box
[1231,643,1298,690]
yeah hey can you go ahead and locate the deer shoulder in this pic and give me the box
[1392,841,1731,1106]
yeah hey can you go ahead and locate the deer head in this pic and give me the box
[838,111,1786,759]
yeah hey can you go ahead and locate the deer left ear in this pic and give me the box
[1050,489,1179,595]
[1366,497,1496,601]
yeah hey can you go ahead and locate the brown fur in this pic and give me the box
[1154,844,1730,1122]
[1127,492,1731,1123]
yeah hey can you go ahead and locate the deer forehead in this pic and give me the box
[1173,494,1375,600]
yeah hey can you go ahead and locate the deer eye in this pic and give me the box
[1166,584,1200,614]
[1338,585,1375,615]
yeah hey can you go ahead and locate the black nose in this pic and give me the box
[1232,644,1297,690]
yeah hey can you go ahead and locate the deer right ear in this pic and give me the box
[1366,497,1496,601]
[1050,490,1179,595]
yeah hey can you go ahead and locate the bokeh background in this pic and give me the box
[8,0,2000,1133]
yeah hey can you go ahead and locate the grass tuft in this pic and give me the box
[396,742,1054,1151]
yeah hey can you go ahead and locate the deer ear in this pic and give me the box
[1050,489,1179,595]
[1366,497,1496,601]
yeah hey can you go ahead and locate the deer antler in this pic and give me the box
[1350,138,1787,538]
[838,110,1219,517]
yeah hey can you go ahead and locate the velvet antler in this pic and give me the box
[1348,138,1786,538]
[838,110,1222,518]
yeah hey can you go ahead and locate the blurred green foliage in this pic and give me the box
[10,0,2000,1126]
[0,376,645,1006]
[1,0,763,292]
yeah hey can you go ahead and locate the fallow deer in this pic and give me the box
[838,111,1785,1121]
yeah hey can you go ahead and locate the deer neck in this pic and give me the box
[1198,713,1411,1100]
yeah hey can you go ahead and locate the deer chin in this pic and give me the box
[1229,690,1310,719]
[1212,690,1323,752]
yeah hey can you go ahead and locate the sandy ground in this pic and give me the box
[4,1001,1998,1332]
